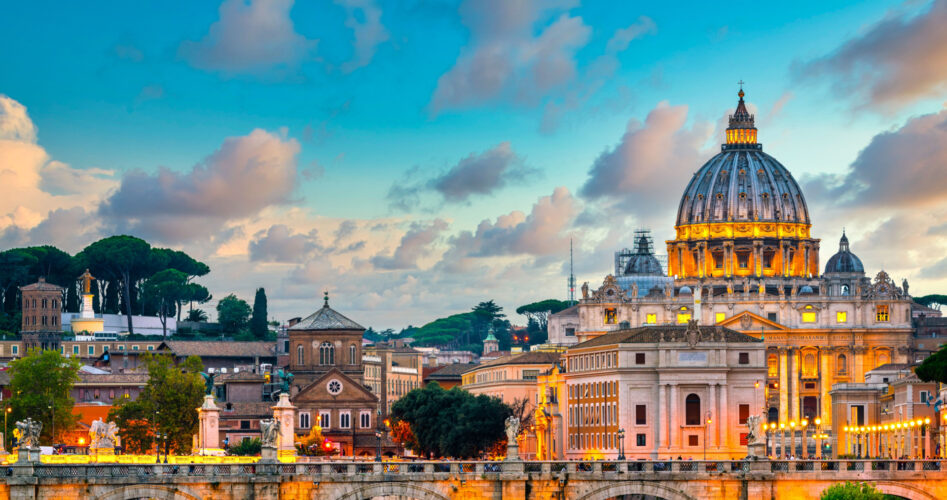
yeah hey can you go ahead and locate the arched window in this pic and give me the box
[837,354,848,374]
[685,394,701,425]
[841,284,850,296]
[349,344,357,364]
[803,353,816,378]
[296,345,304,365]
[319,342,335,365]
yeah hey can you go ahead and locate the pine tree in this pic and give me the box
[250,287,268,340]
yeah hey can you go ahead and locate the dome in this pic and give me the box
[623,233,663,275]
[825,232,864,274]
[676,90,810,227]
[679,286,693,295]
[799,285,814,295]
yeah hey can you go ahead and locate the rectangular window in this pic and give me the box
[876,305,889,322]
[767,312,778,322]
[737,252,749,268]
[688,435,699,446]
[801,312,816,323]
[921,391,929,403]
[715,312,725,323]
[319,412,330,429]
[836,311,847,323]
[88,345,95,355]
[635,352,645,365]
[340,412,351,429]
[147,345,154,351]
[522,369,539,380]
[299,413,311,429]
[738,352,750,365]
[118,345,125,351]
[645,313,656,325]
[11,345,16,355]
[240,420,250,430]
[132,345,139,351]
[635,404,646,425]
[604,308,617,325]
[636,433,646,446]
[739,404,750,424]
[565,327,575,337]
[677,313,691,324]
[73,345,79,355]
[360,411,371,429]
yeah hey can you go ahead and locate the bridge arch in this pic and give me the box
[332,482,450,500]
[94,484,202,500]
[575,481,697,500]
[874,481,939,500]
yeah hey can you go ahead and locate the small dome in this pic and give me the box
[623,232,663,275]
[679,286,693,295]
[799,285,814,295]
[825,231,864,274]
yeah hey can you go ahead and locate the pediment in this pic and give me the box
[291,368,378,405]
[718,310,789,332]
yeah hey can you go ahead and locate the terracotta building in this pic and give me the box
[19,277,64,352]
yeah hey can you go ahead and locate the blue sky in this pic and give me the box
[2,0,946,328]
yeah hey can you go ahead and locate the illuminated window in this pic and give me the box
[715,312,725,323]
[677,313,691,324]
[801,312,816,323]
[836,311,847,323]
[604,308,617,325]
[767,354,778,377]
[645,313,656,325]
[737,252,749,268]
[876,305,889,322]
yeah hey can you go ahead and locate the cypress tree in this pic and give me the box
[250,288,268,340]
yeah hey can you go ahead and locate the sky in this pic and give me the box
[2,0,947,329]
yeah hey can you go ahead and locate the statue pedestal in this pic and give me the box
[746,442,767,459]
[27,447,40,462]
[90,447,116,463]
[505,443,521,461]
[261,444,278,462]
[271,393,297,457]
[197,395,224,456]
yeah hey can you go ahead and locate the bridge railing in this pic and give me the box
[14,459,947,479]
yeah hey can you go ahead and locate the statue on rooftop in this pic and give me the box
[200,372,217,396]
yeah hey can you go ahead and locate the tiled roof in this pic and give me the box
[467,351,561,372]
[551,305,579,317]
[218,371,265,382]
[572,325,762,349]
[20,278,64,291]
[289,304,364,331]
[77,373,149,384]
[164,341,276,358]
[869,363,912,372]
[424,363,475,379]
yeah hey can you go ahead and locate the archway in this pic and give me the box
[94,485,201,500]
[575,482,696,500]
[873,481,938,500]
[333,483,450,500]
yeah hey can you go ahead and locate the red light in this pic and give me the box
[323,440,332,450]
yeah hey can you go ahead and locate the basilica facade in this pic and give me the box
[550,89,914,436]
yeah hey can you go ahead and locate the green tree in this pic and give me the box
[820,482,885,500]
[109,353,204,455]
[250,288,268,340]
[217,294,251,333]
[186,309,208,322]
[229,437,262,456]
[182,283,212,318]
[915,294,947,310]
[915,344,947,384]
[143,269,189,338]
[8,348,81,445]
[390,383,510,458]
[76,236,152,335]
[515,299,570,331]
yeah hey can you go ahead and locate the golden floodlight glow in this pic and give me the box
[790,421,796,428]
[801,419,808,427]
[814,418,821,426]
[779,423,785,429]
[925,418,931,425]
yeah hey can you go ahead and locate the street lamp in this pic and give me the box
[47,404,54,447]
[617,428,625,460]
[779,422,786,458]
[703,411,712,461]
[4,406,11,451]
[814,418,822,459]
[800,419,808,459]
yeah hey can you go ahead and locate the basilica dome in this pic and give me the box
[824,232,864,274]
[676,90,809,227]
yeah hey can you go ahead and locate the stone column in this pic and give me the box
[820,349,831,427]
[272,393,297,459]
[789,349,800,422]
[197,395,222,456]
[670,384,679,451]
[779,349,788,424]
[853,347,865,383]
[719,383,729,451]
[709,384,718,449]
[654,383,663,457]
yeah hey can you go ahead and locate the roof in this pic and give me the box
[572,324,762,349]
[424,363,475,380]
[20,277,64,292]
[164,341,276,359]
[825,232,865,274]
[551,305,578,318]
[77,373,149,385]
[288,303,364,331]
[467,350,561,372]
[218,371,265,382]
[221,401,274,417]
[868,363,911,372]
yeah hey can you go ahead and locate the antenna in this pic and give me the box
[568,238,576,306]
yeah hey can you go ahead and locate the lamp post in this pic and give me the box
[153,409,161,458]
[47,404,54,447]
[800,419,808,459]
[4,406,10,451]
[617,428,625,460]
[779,422,786,459]
[789,421,796,458]
[814,418,822,459]
[703,411,712,461]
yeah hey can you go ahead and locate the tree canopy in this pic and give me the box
[217,294,251,333]
[143,269,189,338]
[7,348,81,445]
[251,288,268,339]
[915,344,947,384]
[820,481,885,500]
[515,299,570,331]
[389,382,510,459]
[915,294,947,310]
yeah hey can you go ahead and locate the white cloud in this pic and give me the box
[336,0,389,73]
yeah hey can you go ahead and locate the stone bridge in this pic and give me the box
[2,459,947,500]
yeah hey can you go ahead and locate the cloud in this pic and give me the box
[336,0,389,73]
[579,102,714,218]
[605,16,656,53]
[440,187,577,271]
[0,207,101,252]
[804,108,947,209]
[0,95,37,142]
[100,129,300,242]
[428,0,589,114]
[249,224,322,262]
[178,0,317,78]
[387,142,535,210]
[38,162,115,196]
[793,1,947,111]
[371,219,448,270]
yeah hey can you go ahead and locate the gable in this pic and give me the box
[718,310,789,332]
[292,368,378,405]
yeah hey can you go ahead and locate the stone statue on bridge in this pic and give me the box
[200,372,217,396]
[745,414,764,445]
[16,418,42,448]
[89,418,119,449]
[504,416,520,444]
[260,418,281,447]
